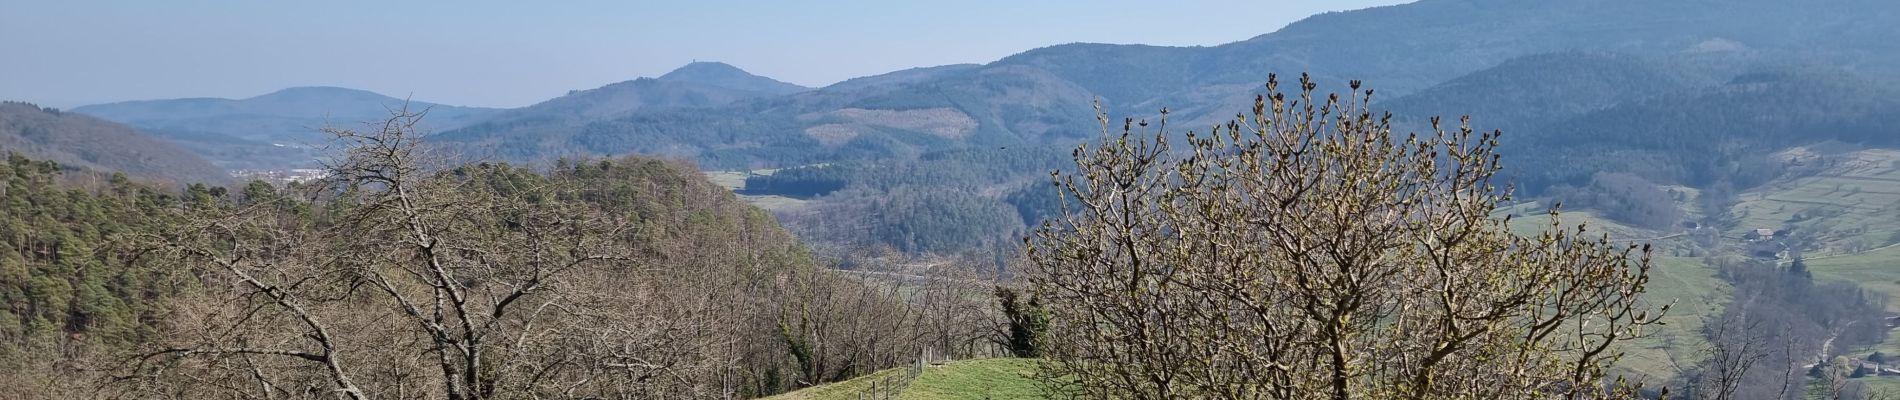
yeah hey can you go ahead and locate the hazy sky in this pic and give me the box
[3,1,1412,108]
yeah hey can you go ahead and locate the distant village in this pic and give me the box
[232,168,328,184]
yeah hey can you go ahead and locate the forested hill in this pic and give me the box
[429,0,1900,170]
[73,86,497,144]
[432,62,818,163]
[0,143,963,397]
[0,101,227,184]
[0,153,201,382]
[71,87,496,169]
[1506,68,1900,191]
[1378,51,1715,134]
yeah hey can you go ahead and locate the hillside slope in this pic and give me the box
[0,101,226,183]
[0,149,885,397]
[1378,51,1714,133]
[1507,68,1900,191]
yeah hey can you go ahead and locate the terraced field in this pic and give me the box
[1732,149,1900,309]
[1694,147,1900,387]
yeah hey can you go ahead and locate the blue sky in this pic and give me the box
[2,1,1412,108]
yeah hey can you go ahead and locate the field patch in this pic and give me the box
[704,169,810,211]
[799,108,979,142]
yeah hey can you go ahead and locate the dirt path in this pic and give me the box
[1819,320,1861,363]
[1620,232,1687,243]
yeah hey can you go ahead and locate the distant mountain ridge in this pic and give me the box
[75,86,497,137]
[0,101,227,183]
[469,62,803,125]
[430,0,1900,171]
[433,62,831,163]
[73,87,498,168]
[69,0,1900,176]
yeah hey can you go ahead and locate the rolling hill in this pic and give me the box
[431,62,826,164]
[475,61,810,123]
[0,101,227,183]
[74,86,497,142]
[73,86,497,168]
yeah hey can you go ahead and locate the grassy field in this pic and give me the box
[900,359,1045,400]
[1499,202,1729,381]
[1808,246,1900,312]
[703,169,810,211]
[1613,256,1730,380]
[1730,149,1900,310]
[763,358,1043,400]
[759,365,913,400]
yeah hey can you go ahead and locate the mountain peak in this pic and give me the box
[659,61,748,78]
[656,61,809,95]
[249,86,392,102]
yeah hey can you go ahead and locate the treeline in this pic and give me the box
[1544,172,1686,230]
[752,146,1072,255]
[782,186,1026,254]
[433,108,819,171]
[1677,258,1890,399]
[0,114,1009,399]
[744,146,1069,198]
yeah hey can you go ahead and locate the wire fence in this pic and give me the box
[856,348,949,400]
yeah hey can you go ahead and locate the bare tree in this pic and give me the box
[1687,307,1777,400]
[122,110,750,399]
[1026,74,1665,399]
